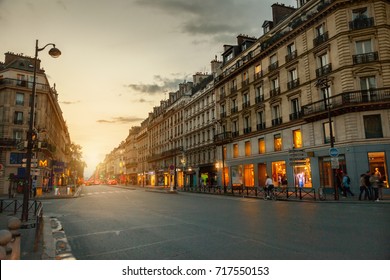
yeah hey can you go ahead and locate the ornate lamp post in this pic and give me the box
[22,40,61,221]
[316,77,338,200]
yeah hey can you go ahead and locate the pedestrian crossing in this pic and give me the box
[79,190,129,197]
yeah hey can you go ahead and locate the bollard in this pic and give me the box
[0,229,13,259]
[8,217,21,260]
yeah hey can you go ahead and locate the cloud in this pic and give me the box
[97,116,144,124]
[124,74,188,95]
[135,0,263,42]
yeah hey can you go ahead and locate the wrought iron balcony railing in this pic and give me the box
[302,87,390,120]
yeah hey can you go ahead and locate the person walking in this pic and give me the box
[369,172,380,201]
[358,173,369,200]
[364,171,372,200]
[264,176,274,199]
[342,172,354,197]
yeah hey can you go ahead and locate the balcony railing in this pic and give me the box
[0,78,50,92]
[230,85,237,94]
[285,50,298,63]
[242,101,250,109]
[214,132,232,144]
[272,117,283,126]
[220,112,227,118]
[289,111,302,121]
[255,95,264,104]
[270,87,281,97]
[257,122,266,131]
[287,78,300,90]
[231,106,238,114]
[268,61,279,72]
[243,127,252,134]
[316,63,332,78]
[254,71,263,81]
[302,87,390,120]
[313,31,329,47]
[241,79,250,88]
[353,52,378,64]
[349,17,374,30]
[232,131,239,138]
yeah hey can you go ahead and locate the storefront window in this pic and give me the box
[292,159,312,188]
[244,164,254,187]
[319,156,346,188]
[368,152,388,187]
[272,161,286,186]
[231,165,243,187]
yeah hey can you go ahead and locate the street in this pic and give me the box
[42,184,390,260]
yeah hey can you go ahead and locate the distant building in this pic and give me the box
[0,52,71,194]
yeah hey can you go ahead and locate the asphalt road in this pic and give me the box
[41,184,390,260]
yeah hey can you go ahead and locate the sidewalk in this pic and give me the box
[0,185,82,260]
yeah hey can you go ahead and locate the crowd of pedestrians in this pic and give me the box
[356,169,385,202]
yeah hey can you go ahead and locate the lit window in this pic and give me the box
[233,144,239,158]
[293,129,302,148]
[274,134,282,151]
[258,138,265,154]
[245,141,251,156]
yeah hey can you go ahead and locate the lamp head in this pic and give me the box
[48,46,61,58]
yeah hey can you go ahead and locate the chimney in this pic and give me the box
[211,55,222,75]
[272,3,296,25]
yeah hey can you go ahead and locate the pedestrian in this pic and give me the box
[281,175,288,193]
[378,175,384,200]
[264,175,274,199]
[342,172,354,197]
[358,174,369,200]
[369,172,380,201]
[364,171,372,200]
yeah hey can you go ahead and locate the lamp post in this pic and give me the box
[316,77,338,200]
[22,40,61,222]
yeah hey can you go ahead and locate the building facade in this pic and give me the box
[98,0,389,196]
[214,0,390,193]
[0,52,71,194]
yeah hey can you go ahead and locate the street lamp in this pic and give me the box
[316,77,338,200]
[22,40,61,222]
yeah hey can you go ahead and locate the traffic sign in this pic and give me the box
[329,147,339,157]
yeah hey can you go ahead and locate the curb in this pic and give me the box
[42,216,75,260]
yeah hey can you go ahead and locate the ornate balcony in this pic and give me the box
[214,132,232,145]
[302,87,390,122]
[349,17,374,30]
[353,52,378,64]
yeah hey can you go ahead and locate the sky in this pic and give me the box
[1,0,295,178]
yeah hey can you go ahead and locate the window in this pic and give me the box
[243,92,250,108]
[244,164,254,187]
[318,53,329,68]
[245,141,251,156]
[290,98,300,120]
[233,144,239,158]
[274,134,282,151]
[244,115,251,133]
[14,111,23,125]
[272,105,282,126]
[231,99,237,113]
[288,68,299,89]
[269,54,278,71]
[356,39,372,54]
[258,138,265,154]
[270,77,280,97]
[257,110,265,130]
[16,93,24,106]
[360,76,377,102]
[364,115,383,138]
[255,84,264,103]
[286,42,297,62]
[315,23,325,37]
[352,7,368,19]
[255,64,262,79]
[232,120,239,137]
[293,129,302,148]
[13,130,23,140]
[323,121,335,144]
